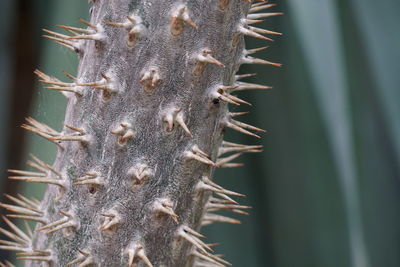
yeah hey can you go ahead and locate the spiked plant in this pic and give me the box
[0,0,281,266]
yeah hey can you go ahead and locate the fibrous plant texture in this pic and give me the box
[0,0,281,266]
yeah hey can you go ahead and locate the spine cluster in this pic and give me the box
[0,0,281,266]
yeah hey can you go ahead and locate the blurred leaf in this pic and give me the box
[284,1,369,267]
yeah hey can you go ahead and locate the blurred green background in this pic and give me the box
[0,0,399,266]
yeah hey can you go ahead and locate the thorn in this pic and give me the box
[170,5,198,36]
[201,213,241,226]
[99,207,121,231]
[111,122,134,145]
[245,46,269,55]
[229,111,250,117]
[243,18,265,25]
[163,108,193,137]
[0,202,42,217]
[140,68,161,91]
[239,25,273,41]
[42,29,82,53]
[194,49,224,75]
[196,176,244,197]
[104,20,131,29]
[212,85,252,106]
[127,244,153,267]
[191,145,209,158]
[126,25,145,47]
[241,54,282,67]
[35,69,82,96]
[65,124,86,134]
[73,171,104,186]
[67,249,94,267]
[29,153,62,177]
[185,145,215,166]
[0,216,31,252]
[6,215,46,224]
[192,248,231,267]
[63,20,105,42]
[78,73,117,95]
[197,49,224,66]
[224,93,251,106]
[21,117,63,146]
[233,81,272,91]
[235,73,257,81]
[219,0,231,11]
[36,210,77,235]
[17,249,52,262]
[216,153,244,168]
[218,141,263,156]
[206,199,251,215]
[128,163,153,185]
[230,119,266,133]
[249,3,277,13]
[8,176,65,187]
[63,71,76,81]
[247,12,284,20]
[153,198,179,223]
[17,256,52,262]
[105,15,144,47]
[176,225,212,255]
[248,26,282,36]
[224,119,261,138]
[0,260,15,267]
[216,193,239,204]
[79,18,97,29]
[251,1,271,8]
